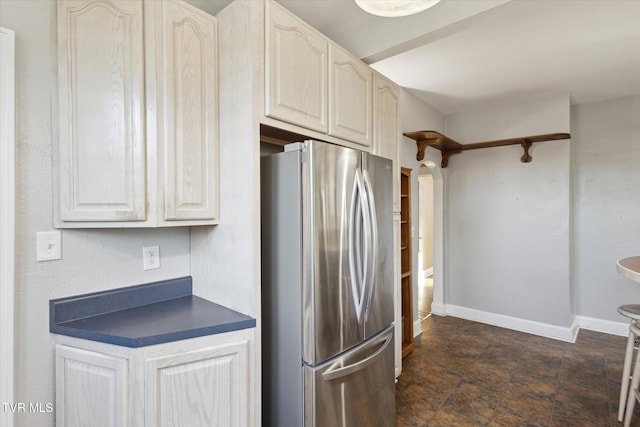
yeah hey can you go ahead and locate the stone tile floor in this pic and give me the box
[396,315,636,426]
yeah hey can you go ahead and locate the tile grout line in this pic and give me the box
[548,341,567,426]
[425,323,478,425]
[603,340,614,427]
[484,334,532,426]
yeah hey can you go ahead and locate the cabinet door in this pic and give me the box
[373,73,400,212]
[329,44,373,147]
[265,1,328,133]
[57,0,146,221]
[56,344,128,427]
[145,340,250,427]
[159,0,219,222]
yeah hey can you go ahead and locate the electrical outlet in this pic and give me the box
[37,231,62,261]
[142,246,160,270]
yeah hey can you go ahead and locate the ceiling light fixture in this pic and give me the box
[355,0,441,17]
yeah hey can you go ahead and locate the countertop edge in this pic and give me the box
[50,277,256,348]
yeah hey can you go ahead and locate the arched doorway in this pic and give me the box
[420,161,444,316]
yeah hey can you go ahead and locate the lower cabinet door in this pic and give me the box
[145,340,249,427]
[56,344,128,427]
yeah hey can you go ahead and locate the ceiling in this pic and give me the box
[189,0,640,115]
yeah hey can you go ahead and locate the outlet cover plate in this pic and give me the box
[143,246,160,270]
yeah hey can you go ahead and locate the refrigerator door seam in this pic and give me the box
[362,168,378,322]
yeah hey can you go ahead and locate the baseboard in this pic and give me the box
[430,301,446,316]
[434,305,631,342]
[445,304,579,342]
[574,315,628,337]
[413,319,423,338]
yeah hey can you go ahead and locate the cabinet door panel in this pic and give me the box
[57,0,146,221]
[329,45,372,147]
[373,74,400,212]
[160,0,218,221]
[266,2,328,133]
[145,341,249,427]
[56,345,128,427]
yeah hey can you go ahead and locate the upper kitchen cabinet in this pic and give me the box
[265,0,328,133]
[329,44,373,147]
[264,1,375,149]
[55,0,219,228]
[372,73,401,212]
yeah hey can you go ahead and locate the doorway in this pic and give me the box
[417,166,434,321]
[416,160,444,320]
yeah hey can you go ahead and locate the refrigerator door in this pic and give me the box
[304,326,395,427]
[303,141,365,365]
[362,153,394,338]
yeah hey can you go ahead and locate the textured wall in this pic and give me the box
[1,2,192,426]
[572,95,640,322]
[444,93,573,327]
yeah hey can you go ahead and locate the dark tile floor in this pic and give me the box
[396,315,638,426]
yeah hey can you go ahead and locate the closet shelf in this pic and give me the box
[403,130,571,168]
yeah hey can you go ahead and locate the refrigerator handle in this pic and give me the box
[321,331,392,381]
[362,168,378,321]
[349,170,367,323]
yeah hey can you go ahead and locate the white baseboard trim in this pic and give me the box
[430,302,446,316]
[423,267,433,278]
[574,315,628,337]
[445,304,579,342]
[413,319,423,338]
[431,304,631,342]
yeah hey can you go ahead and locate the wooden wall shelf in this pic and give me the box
[403,130,571,168]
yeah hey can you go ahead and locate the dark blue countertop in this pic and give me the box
[50,276,256,348]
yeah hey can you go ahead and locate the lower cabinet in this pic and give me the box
[55,330,253,427]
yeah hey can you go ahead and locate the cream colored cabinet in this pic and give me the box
[56,0,146,223]
[55,330,253,427]
[145,340,250,426]
[56,345,128,427]
[329,44,373,147]
[55,0,219,227]
[265,1,328,133]
[265,1,374,148]
[159,0,219,222]
[372,73,401,212]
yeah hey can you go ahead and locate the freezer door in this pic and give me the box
[303,141,365,364]
[362,153,394,338]
[304,326,395,427]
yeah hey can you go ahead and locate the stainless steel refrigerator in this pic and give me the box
[261,140,395,427]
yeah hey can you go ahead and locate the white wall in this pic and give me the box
[444,94,573,333]
[398,89,445,324]
[572,95,640,323]
[1,2,192,426]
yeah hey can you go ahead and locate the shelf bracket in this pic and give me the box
[520,140,533,163]
[416,138,440,161]
[441,149,462,168]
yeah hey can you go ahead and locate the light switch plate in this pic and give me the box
[37,231,62,261]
